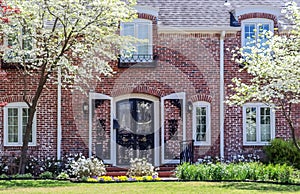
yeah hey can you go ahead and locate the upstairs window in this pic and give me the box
[3,102,36,146]
[243,103,275,146]
[120,19,153,64]
[4,26,33,61]
[242,18,273,53]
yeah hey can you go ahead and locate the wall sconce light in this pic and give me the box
[224,0,231,6]
[187,101,193,112]
[82,102,89,115]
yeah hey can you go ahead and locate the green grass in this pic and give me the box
[0,180,300,194]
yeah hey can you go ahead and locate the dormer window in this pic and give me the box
[119,19,156,67]
[242,18,273,52]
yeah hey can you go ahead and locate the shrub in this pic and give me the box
[176,162,296,183]
[70,155,106,179]
[56,172,70,180]
[126,158,158,177]
[39,171,54,179]
[264,138,300,169]
[0,174,8,179]
[12,173,33,179]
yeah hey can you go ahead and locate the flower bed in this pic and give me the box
[86,175,161,183]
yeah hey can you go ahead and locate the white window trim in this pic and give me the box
[241,18,274,48]
[120,19,153,57]
[3,102,37,146]
[243,103,275,146]
[192,101,211,146]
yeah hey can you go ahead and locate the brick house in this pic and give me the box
[1,0,300,167]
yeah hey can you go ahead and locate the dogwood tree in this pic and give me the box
[228,2,300,151]
[0,0,137,174]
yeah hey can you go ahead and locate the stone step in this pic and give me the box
[105,165,177,178]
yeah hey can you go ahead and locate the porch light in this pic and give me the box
[82,102,89,115]
[187,101,193,112]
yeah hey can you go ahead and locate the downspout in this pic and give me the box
[57,67,62,160]
[220,31,226,158]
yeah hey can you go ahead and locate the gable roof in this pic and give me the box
[137,0,300,30]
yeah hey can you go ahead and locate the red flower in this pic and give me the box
[0,102,8,107]
[14,8,20,14]
[1,17,9,23]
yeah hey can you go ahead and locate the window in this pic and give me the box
[242,18,273,52]
[120,19,153,62]
[193,102,211,146]
[243,103,275,145]
[4,26,33,61]
[4,102,36,146]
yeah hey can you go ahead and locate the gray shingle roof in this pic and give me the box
[137,0,300,28]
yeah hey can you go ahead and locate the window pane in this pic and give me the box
[258,23,270,49]
[22,108,32,143]
[8,108,19,143]
[260,107,271,141]
[195,106,207,142]
[137,23,150,55]
[123,23,134,36]
[246,107,256,142]
[22,27,32,50]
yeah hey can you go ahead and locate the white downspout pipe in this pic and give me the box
[57,66,62,160]
[220,31,226,158]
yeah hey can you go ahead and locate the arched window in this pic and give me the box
[120,19,153,63]
[242,18,274,53]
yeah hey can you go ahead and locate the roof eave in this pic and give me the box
[158,26,241,33]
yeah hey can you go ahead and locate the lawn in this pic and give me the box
[0,180,300,194]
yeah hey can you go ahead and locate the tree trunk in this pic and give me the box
[18,106,36,174]
[280,102,300,152]
[18,72,47,174]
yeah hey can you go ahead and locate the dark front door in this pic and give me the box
[116,98,154,165]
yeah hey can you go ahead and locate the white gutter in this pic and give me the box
[57,66,62,160]
[220,31,226,158]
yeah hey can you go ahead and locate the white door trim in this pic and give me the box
[161,92,186,164]
[88,92,113,164]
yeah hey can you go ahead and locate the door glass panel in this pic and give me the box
[116,99,154,166]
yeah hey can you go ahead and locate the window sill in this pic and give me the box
[4,143,36,147]
[194,142,211,146]
[243,142,270,146]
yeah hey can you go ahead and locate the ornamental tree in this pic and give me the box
[228,2,300,151]
[0,0,137,174]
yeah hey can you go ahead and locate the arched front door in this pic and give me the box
[116,98,154,165]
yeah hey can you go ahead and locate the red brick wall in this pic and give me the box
[1,10,299,165]
[223,12,299,159]
[0,69,57,159]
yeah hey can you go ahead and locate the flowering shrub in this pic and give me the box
[70,155,106,179]
[127,158,158,177]
[56,172,70,180]
[196,154,260,165]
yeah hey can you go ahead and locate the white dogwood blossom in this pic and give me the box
[228,2,300,150]
[0,0,137,174]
